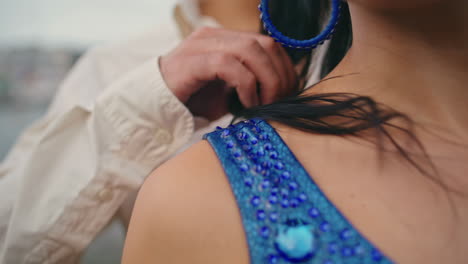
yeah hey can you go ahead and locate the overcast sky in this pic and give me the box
[0,0,175,48]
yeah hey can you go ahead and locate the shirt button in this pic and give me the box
[97,189,113,202]
[154,129,173,144]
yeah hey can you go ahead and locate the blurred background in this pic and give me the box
[0,0,175,262]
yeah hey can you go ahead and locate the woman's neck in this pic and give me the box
[321,2,468,140]
[199,0,260,32]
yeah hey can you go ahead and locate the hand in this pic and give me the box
[160,27,297,120]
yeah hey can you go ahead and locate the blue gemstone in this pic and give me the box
[340,228,353,240]
[262,179,271,189]
[256,148,265,156]
[237,132,246,140]
[328,242,338,254]
[281,199,290,208]
[271,188,279,195]
[250,138,258,145]
[308,208,320,218]
[260,133,269,141]
[233,150,242,158]
[270,212,279,222]
[290,198,300,208]
[289,181,299,190]
[298,193,308,202]
[257,210,266,220]
[244,177,253,187]
[341,247,354,257]
[274,225,315,262]
[320,221,330,232]
[371,249,383,261]
[239,164,249,172]
[269,195,278,204]
[221,129,230,137]
[270,151,279,159]
[255,165,263,173]
[262,161,272,169]
[354,245,365,255]
[226,140,234,149]
[262,170,271,177]
[275,162,284,170]
[243,144,252,152]
[281,171,291,180]
[281,188,289,197]
[268,255,279,264]
[251,196,261,206]
[260,226,270,238]
[264,143,273,150]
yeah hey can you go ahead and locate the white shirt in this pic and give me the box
[0,1,230,263]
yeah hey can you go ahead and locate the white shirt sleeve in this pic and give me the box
[0,43,195,263]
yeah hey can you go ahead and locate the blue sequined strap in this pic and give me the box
[204,119,393,264]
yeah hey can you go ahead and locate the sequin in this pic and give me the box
[274,162,284,170]
[221,129,231,137]
[251,196,261,206]
[288,181,299,191]
[270,151,279,159]
[281,199,290,208]
[290,198,300,208]
[328,242,339,254]
[257,210,266,220]
[264,143,273,150]
[226,140,234,149]
[320,222,331,232]
[298,193,308,202]
[261,226,270,238]
[281,171,291,180]
[244,177,254,187]
[340,228,353,240]
[270,212,279,222]
[262,179,271,189]
[240,163,249,172]
[341,247,354,257]
[269,195,279,204]
[308,208,320,218]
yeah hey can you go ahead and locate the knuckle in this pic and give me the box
[243,39,260,50]
[261,37,278,52]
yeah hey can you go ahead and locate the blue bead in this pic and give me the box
[233,150,242,158]
[320,221,330,232]
[262,170,271,177]
[271,187,279,195]
[371,249,383,261]
[281,171,291,180]
[328,242,338,254]
[242,144,252,152]
[262,179,271,189]
[281,188,289,197]
[262,161,272,169]
[341,247,355,257]
[308,208,320,218]
[237,132,247,140]
[239,163,249,172]
[226,140,234,149]
[250,138,258,145]
[340,228,353,240]
[256,148,265,156]
[244,177,253,187]
[268,255,279,264]
[290,198,300,208]
[274,162,284,170]
[298,193,308,202]
[289,181,298,190]
[259,133,269,141]
[264,143,273,150]
[270,151,278,159]
[255,165,263,173]
[354,245,365,255]
[269,194,278,204]
[281,198,290,208]
[251,196,261,206]
[260,226,270,238]
[257,210,266,220]
[269,212,279,222]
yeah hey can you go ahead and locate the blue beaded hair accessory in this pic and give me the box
[259,0,342,49]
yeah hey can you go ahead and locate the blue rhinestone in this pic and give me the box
[289,181,298,190]
[259,133,269,141]
[244,177,253,187]
[340,228,353,240]
[262,170,271,177]
[226,140,234,149]
[308,208,320,218]
[271,187,279,195]
[320,221,330,232]
[268,255,279,264]
[221,129,230,137]
[239,163,249,172]
[341,247,354,257]
[251,196,261,206]
[269,195,278,204]
[262,161,272,169]
[260,226,270,238]
[250,138,258,145]
[256,149,265,157]
[237,132,246,140]
[255,165,263,173]
[242,144,252,152]
[262,179,271,189]
[269,212,279,222]
[354,245,365,255]
[281,188,289,197]
[371,249,383,261]
[233,150,242,158]
[328,242,339,254]
[281,171,291,180]
[270,151,279,159]
[264,143,273,150]
[298,193,308,202]
[274,162,284,170]
[281,198,290,208]
[290,198,300,208]
[257,210,266,220]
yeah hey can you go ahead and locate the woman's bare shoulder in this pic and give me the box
[122,140,249,264]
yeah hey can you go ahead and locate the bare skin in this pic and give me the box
[122,0,468,263]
